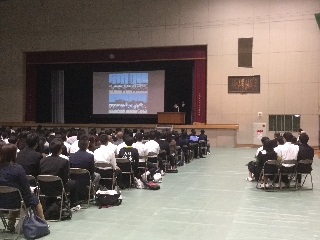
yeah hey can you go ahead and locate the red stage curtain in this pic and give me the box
[192,59,207,123]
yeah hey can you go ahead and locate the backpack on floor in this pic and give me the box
[96,190,122,209]
[145,181,160,190]
[44,200,72,220]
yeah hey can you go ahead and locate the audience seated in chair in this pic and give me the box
[0,143,45,232]
[254,140,278,188]
[132,133,157,181]
[69,135,101,194]
[40,138,79,207]
[276,132,299,186]
[16,133,43,177]
[118,137,139,184]
[94,134,125,189]
[296,133,314,187]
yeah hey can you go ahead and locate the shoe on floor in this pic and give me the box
[246,177,254,182]
[258,183,269,188]
[208,152,210,155]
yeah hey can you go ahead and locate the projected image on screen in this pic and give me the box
[93,71,164,115]
[109,93,147,113]
[109,73,148,93]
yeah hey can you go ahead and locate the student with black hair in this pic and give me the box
[296,133,314,186]
[40,139,79,207]
[16,133,43,177]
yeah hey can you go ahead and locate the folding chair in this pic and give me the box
[37,175,69,221]
[0,186,27,239]
[138,156,147,175]
[147,152,159,168]
[279,160,297,190]
[175,146,183,166]
[256,160,280,190]
[199,140,207,155]
[182,145,190,163]
[94,162,115,190]
[189,142,199,160]
[69,168,92,208]
[116,158,133,189]
[296,159,313,190]
[159,150,169,171]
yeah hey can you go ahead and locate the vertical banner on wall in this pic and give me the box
[192,59,207,123]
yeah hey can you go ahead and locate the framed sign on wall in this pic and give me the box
[228,75,260,93]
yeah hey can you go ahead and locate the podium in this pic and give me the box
[157,112,185,124]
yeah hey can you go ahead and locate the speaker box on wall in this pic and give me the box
[315,13,320,29]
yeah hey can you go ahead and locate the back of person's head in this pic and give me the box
[160,132,167,139]
[8,135,18,144]
[274,132,280,138]
[0,143,17,166]
[99,134,109,145]
[78,135,89,151]
[181,131,188,139]
[200,129,205,134]
[283,132,293,142]
[149,131,156,140]
[124,136,133,146]
[299,133,309,144]
[26,133,39,148]
[116,132,123,140]
[50,139,63,155]
[261,136,269,145]
[135,132,143,141]
[191,129,196,135]
[264,140,275,152]
[291,136,297,144]
[276,136,284,145]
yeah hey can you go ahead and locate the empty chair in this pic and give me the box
[296,159,313,190]
[69,168,92,208]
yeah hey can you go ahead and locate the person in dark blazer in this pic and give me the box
[69,135,100,191]
[0,144,45,232]
[16,133,43,177]
[40,139,79,207]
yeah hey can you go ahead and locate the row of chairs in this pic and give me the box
[257,159,313,190]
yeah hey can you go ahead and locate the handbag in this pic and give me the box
[23,208,50,239]
[95,190,122,209]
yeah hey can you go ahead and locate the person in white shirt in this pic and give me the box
[94,134,124,189]
[277,132,299,186]
[133,133,157,180]
[144,131,165,175]
[144,131,160,155]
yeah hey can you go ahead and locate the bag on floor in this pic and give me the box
[23,208,50,239]
[145,181,160,190]
[44,200,72,221]
[96,190,122,208]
